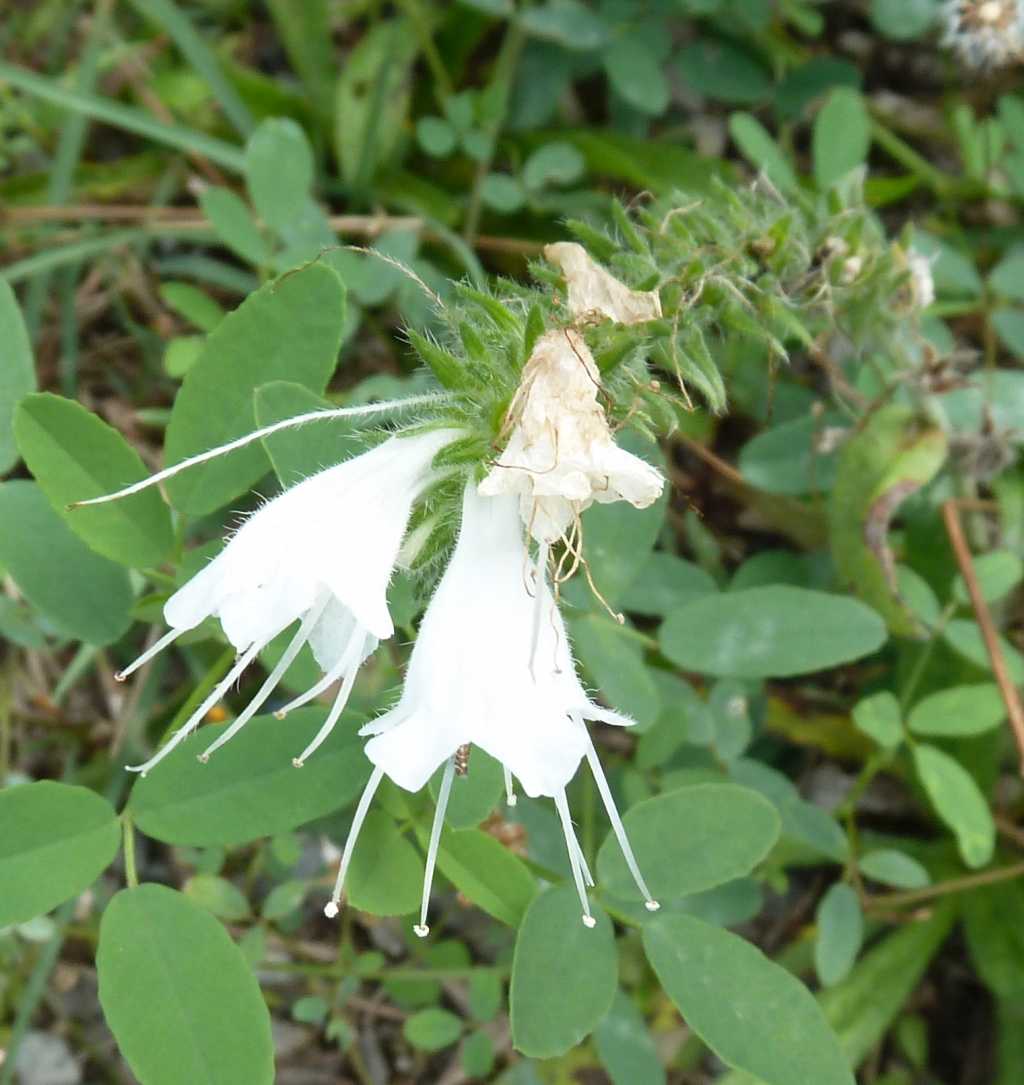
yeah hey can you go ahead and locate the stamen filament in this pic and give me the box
[416,756,455,937]
[199,598,329,762]
[115,627,183,682]
[292,632,368,766]
[581,728,659,911]
[70,394,448,509]
[126,638,265,775]
[503,766,517,807]
[554,789,596,928]
[324,765,385,918]
[273,632,363,719]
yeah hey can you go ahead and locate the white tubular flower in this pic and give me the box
[321,487,659,934]
[942,0,1024,68]
[478,329,664,544]
[118,428,457,775]
[544,242,662,325]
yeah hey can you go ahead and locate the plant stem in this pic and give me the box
[122,812,139,889]
[864,859,1024,911]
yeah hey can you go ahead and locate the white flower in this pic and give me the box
[907,249,936,310]
[544,242,662,325]
[942,0,1024,68]
[117,428,457,774]
[478,329,664,544]
[321,486,659,933]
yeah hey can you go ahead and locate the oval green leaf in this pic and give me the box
[912,744,995,869]
[435,827,536,928]
[164,263,345,516]
[660,586,887,678]
[859,849,931,890]
[344,810,422,917]
[596,784,780,902]
[643,914,854,1085]
[815,883,864,987]
[908,683,1006,737]
[0,782,120,927]
[130,709,371,846]
[98,884,273,1085]
[510,886,617,1058]
[0,481,133,644]
[0,279,37,474]
[15,393,173,567]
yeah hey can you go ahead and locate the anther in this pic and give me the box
[413,924,430,938]
[273,710,286,720]
[114,671,127,683]
[292,758,304,768]
[645,900,661,912]
[324,900,339,919]
[197,753,209,764]
[582,915,597,929]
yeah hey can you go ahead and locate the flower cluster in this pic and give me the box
[98,246,669,933]
[942,0,1024,68]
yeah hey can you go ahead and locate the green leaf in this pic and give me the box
[15,393,174,568]
[963,880,1024,999]
[989,249,1024,301]
[164,264,345,515]
[518,1,611,50]
[829,405,948,637]
[510,886,617,1057]
[815,883,863,987]
[0,279,36,474]
[678,38,772,105]
[435,828,536,927]
[912,744,995,869]
[334,20,418,186]
[183,874,250,920]
[813,88,871,189]
[660,586,886,679]
[570,614,660,727]
[417,116,457,157]
[908,683,1006,737]
[130,709,371,846]
[0,782,119,927]
[620,553,717,617]
[98,884,273,1085]
[429,748,504,829]
[644,915,853,1085]
[851,691,903,749]
[952,550,1023,604]
[0,481,133,644]
[480,173,527,213]
[869,0,940,40]
[404,1008,463,1052]
[595,989,666,1085]
[253,381,362,488]
[345,810,422,916]
[596,784,779,902]
[245,118,315,233]
[738,414,842,496]
[159,282,225,332]
[729,113,800,195]
[858,849,930,890]
[523,141,586,190]
[199,187,271,266]
[603,38,669,115]
[994,308,1024,358]
[943,619,1024,682]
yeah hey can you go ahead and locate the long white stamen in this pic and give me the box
[292,632,368,766]
[528,541,549,680]
[199,598,329,762]
[115,627,183,682]
[554,789,596,928]
[581,725,659,912]
[70,394,448,509]
[324,765,385,918]
[415,756,455,937]
[273,632,363,719]
[126,638,265,775]
[503,766,517,807]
